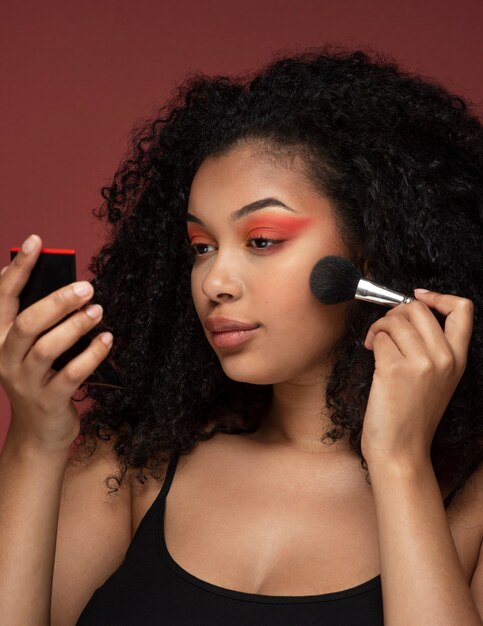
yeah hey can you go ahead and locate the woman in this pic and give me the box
[0,47,481,625]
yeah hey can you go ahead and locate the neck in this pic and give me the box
[252,367,351,456]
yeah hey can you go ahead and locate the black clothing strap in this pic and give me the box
[77,449,383,625]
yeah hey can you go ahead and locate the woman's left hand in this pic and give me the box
[360,290,474,464]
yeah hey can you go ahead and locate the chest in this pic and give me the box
[132,448,382,595]
[130,438,479,597]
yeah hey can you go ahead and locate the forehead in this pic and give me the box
[188,143,315,207]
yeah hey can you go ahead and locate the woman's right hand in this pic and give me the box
[0,234,114,454]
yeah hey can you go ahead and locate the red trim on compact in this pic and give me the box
[10,247,76,254]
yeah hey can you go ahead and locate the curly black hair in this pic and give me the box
[72,44,483,511]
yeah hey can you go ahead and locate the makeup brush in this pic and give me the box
[309,255,415,307]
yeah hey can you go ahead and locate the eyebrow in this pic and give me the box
[185,197,298,226]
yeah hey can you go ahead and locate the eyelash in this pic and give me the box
[190,236,284,258]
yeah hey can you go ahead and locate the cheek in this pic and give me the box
[190,273,204,317]
[260,259,346,337]
[275,252,316,300]
[256,265,316,328]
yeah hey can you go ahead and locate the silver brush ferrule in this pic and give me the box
[356,278,415,307]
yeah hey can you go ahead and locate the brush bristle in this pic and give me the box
[309,255,361,304]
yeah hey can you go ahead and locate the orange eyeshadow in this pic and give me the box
[241,214,314,236]
[187,214,314,239]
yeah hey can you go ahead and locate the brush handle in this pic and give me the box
[356,278,413,306]
[356,278,446,328]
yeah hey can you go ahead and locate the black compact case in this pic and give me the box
[10,246,124,389]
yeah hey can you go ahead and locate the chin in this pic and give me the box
[217,357,294,386]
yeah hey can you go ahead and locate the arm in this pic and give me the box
[0,432,133,626]
[0,433,70,626]
[361,289,481,624]
[367,454,482,625]
[0,235,121,625]
[51,439,133,626]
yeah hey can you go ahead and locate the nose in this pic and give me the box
[200,254,244,302]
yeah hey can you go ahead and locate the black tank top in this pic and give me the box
[77,451,384,625]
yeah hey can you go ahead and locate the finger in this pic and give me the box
[366,315,429,361]
[382,300,453,364]
[413,290,474,368]
[2,281,94,367]
[0,234,43,338]
[371,330,402,364]
[44,331,113,399]
[23,303,104,382]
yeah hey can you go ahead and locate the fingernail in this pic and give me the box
[414,288,430,295]
[22,234,39,254]
[73,281,93,296]
[85,304,103,318]
[100,332,113,346]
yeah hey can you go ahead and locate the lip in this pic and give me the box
[211,327,260,348]
[204,317,260,332]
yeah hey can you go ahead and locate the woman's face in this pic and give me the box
[187,142,353,385]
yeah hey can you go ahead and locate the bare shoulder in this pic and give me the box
[447,462,483,529]
[51,436,132,626]
[130,420,219,533]
[129,447,171,528]
[53,421,221,625]
[446,462,483,585]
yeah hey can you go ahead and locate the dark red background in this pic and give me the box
[1,0,482,449]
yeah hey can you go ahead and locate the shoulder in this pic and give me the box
[61,435,133,531]
[446,462,483,585]
[52,436,132,625]
[447,462,483,528]
[127,418,238,538]
[67,436,120,478]
[451,463,483,612]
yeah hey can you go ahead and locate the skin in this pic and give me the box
[0,145,479,622]
[186,141,483,622]
[187,141,355,455]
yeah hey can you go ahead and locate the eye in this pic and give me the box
[190,236,284,258]
[248,236,284,252]
[190,243,215,257]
